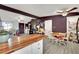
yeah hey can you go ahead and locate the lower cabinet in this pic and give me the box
[31,39,43,54]
[11,44,32,54]
[11,40,43,54]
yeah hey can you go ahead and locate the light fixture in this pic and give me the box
[61,12,68,16]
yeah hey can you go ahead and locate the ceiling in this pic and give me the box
[0,4,79,22]
[4,4,79,16]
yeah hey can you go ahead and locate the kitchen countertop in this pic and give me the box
[0,34,47,54]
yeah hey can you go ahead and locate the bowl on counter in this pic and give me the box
[0,30,10,43]
[0,34,9,43]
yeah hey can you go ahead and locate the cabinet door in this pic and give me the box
[32,40,43,54]
[11,44,32,54]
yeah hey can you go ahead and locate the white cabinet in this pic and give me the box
[11,44,32,54]
[31,39,43,54]
[11,39,43,54]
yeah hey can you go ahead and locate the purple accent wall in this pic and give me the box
[52,16,66,33]
[35,15,67,33]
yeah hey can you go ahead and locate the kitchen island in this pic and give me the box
[0,34,47,54]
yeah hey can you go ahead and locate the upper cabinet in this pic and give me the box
[52,16,66,33]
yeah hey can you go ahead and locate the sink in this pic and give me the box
[0,34,9,43]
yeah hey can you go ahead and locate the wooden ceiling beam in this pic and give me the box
[0,4,40,18]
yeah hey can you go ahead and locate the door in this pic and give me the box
[19,23,24,34]
[45,20,52,35]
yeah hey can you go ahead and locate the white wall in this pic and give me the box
[0,10,32,31]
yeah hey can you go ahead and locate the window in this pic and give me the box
[2,22,13,31]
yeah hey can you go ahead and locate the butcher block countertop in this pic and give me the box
[0,34,47,54]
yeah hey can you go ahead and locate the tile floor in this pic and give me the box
[44,40,79,54]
